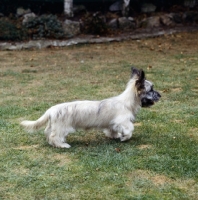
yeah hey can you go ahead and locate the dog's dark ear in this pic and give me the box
[131,67,140,77]
[131,67,145,79]
[133,68,145,91]
[136,70,145,91]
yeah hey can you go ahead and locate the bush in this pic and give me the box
[0,18,27,41]
[82,12,109,35]
[24,14,65,39]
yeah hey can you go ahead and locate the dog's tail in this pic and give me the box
[20,112,49,133]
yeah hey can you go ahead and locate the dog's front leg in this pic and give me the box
[103,129,122,139]
[120,122,134,141]
[111,122,134,142]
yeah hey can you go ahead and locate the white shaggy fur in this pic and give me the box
[21,73,142,148]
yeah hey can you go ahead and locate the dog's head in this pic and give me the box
[131,67,161,107]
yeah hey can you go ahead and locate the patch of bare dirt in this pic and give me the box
[188,128,198,140]
[174,119,185,123]
[13,145,39,150]
[191,88,198,92]
[134,122,142,127]
[52,153,72,166]
[151,175,169,186]
[127,170,171,187]
[11,166,29,175]
[137,144,152,150]
[171,87,182,92]
[127,169,197,199]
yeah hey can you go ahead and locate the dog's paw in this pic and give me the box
[53,143,71,148]
[120,134,132,142]
[113,132,122,139]
[60,143,71,148]
[103,129,113,138]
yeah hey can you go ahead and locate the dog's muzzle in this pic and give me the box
[141,90,161,107]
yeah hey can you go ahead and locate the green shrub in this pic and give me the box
[0,18,27,41]
[82,12,109,35]
[24,14,65,39]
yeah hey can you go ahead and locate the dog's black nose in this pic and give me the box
[153,91,161,101]
[157,92,161,98]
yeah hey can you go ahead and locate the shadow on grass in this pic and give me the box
[46,129,198,180]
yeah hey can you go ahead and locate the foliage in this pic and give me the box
[82,12,109,35]
[24,14,65,39]
[0,18,27,41]
[0,14,65,41]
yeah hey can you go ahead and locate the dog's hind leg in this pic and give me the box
[48,132,71,148]
[47,126,75,148]
[44,122,51,141]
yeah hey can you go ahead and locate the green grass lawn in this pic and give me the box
[0,32,198,199]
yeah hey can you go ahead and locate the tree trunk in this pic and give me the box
[64,0,73,17]
[122,0,130,16]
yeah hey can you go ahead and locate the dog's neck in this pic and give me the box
[117,78,141,114]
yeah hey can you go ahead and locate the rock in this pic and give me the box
[108,18,118,29]
[63,19,80,38]
[139,16,160,28]
[1,26,198,50]
[183,11,198,23]
[160,14,175,26]
[22,41,43,49]
[108,16,136,30]
[73,5,86,14]
[141,3,156,13]
[109,0,123,11]
[16,7,31,17]
[0,13,4,17]
[184,0,196,8]
[118,17,136,30]
[128,17,135,22]
[172,13,183,24]
[22,13,36,25]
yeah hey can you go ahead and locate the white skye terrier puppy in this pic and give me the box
[21,68,161,148]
